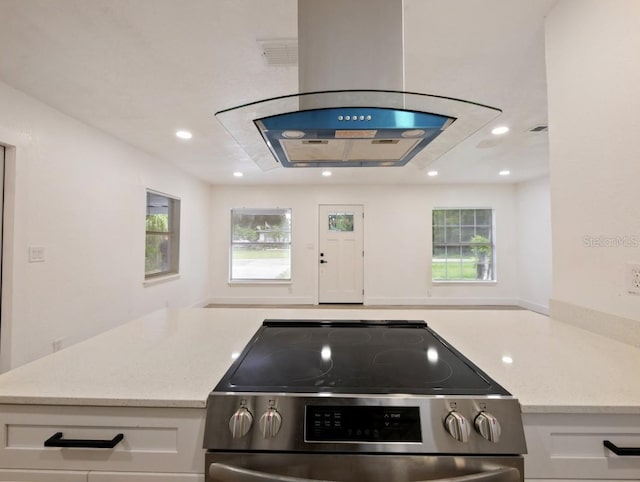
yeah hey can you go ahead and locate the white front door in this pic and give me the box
[318,205,364,303]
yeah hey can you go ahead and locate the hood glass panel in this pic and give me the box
[214,90,502,171]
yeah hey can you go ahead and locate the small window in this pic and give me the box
[231,208,291,281]
[432,208,494,281]
[145,190,180,279]
[328,212,354,232]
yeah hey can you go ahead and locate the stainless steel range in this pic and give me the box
[203,320,527,481]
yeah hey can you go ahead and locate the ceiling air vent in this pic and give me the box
[529,125,548,132]
[258,39,298,66]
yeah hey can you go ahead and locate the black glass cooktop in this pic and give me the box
[214,320,509,396]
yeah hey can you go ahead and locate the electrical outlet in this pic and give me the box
[628,263,640,295]
[28,246,46,263]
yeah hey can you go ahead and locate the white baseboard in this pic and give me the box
[206,296,316,305]
[365,297,520,306]
[517,299,549,315]
[550,299,640,347]
[204,296,549,313]
[188,298,214,308]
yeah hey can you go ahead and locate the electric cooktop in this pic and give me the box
[214,319,509,396]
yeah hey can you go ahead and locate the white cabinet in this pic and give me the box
[0,469,88,481]
[88,472,204,481]
[0,470,205,482]
[0,405,205,478]
[526,479,630,482]
[524,413,640,480]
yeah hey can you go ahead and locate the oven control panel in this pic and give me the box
[305,405,421,442]
[203,393,528,455]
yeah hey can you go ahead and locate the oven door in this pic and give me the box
[206,453,524,482]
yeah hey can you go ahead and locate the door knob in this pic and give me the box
[320,259,328,264]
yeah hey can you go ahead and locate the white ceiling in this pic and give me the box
[0,0,557,185]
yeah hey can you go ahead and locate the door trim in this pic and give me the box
[0,144,15,373]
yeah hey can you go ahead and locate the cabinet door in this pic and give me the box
[88,473,203,482]
[524,413,640,479]
[0,405,205,473]
[0,469,87,481]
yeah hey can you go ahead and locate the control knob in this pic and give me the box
[475,411,501,443]
[229,407,253,439]
[259,408,283,438]
[444,411,471,443]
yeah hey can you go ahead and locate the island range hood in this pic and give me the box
[215,0,502,170]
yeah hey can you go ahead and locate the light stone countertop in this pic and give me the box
[0,307,639,414]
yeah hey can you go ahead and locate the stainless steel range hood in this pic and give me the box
[215,0,501,170]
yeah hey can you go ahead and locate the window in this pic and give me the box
[328,212,354,232]
[230,208,291,281]
[145,190,180,279]
[432,208,494,281]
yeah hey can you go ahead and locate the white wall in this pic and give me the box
[0,80,211,370]
[209,183,519,306]
[545,1,640,327]
[515,176,552,313]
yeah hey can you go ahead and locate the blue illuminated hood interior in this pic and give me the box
[215,90,502,170]
[256,107,453,168]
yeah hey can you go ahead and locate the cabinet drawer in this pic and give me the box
[524,413,640,479]
[0,405,205,473]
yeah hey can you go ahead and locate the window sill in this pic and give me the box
[432,280,497,286]
[144,273,180,286]
[228,280,292,286]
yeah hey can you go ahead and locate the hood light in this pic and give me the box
[282,130,305,139]
[402,129,425,138]
[491,126,509,135]
[322,171,332,177]
[176,130,193,139]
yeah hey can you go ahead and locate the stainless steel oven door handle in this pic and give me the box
[209,463,520,482]
[421,467,520,482]
[209,464,332,482]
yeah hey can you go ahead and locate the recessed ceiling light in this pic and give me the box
[233,172,243,178]
[175,130,193,139]
[322,171,332,177]
[427,170,438,177]
[501,355,513,364]
[491,126,509,135]
[499,170,511,176]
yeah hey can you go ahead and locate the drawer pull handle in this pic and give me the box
[44,432,124,449]
[603,440,640,456]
